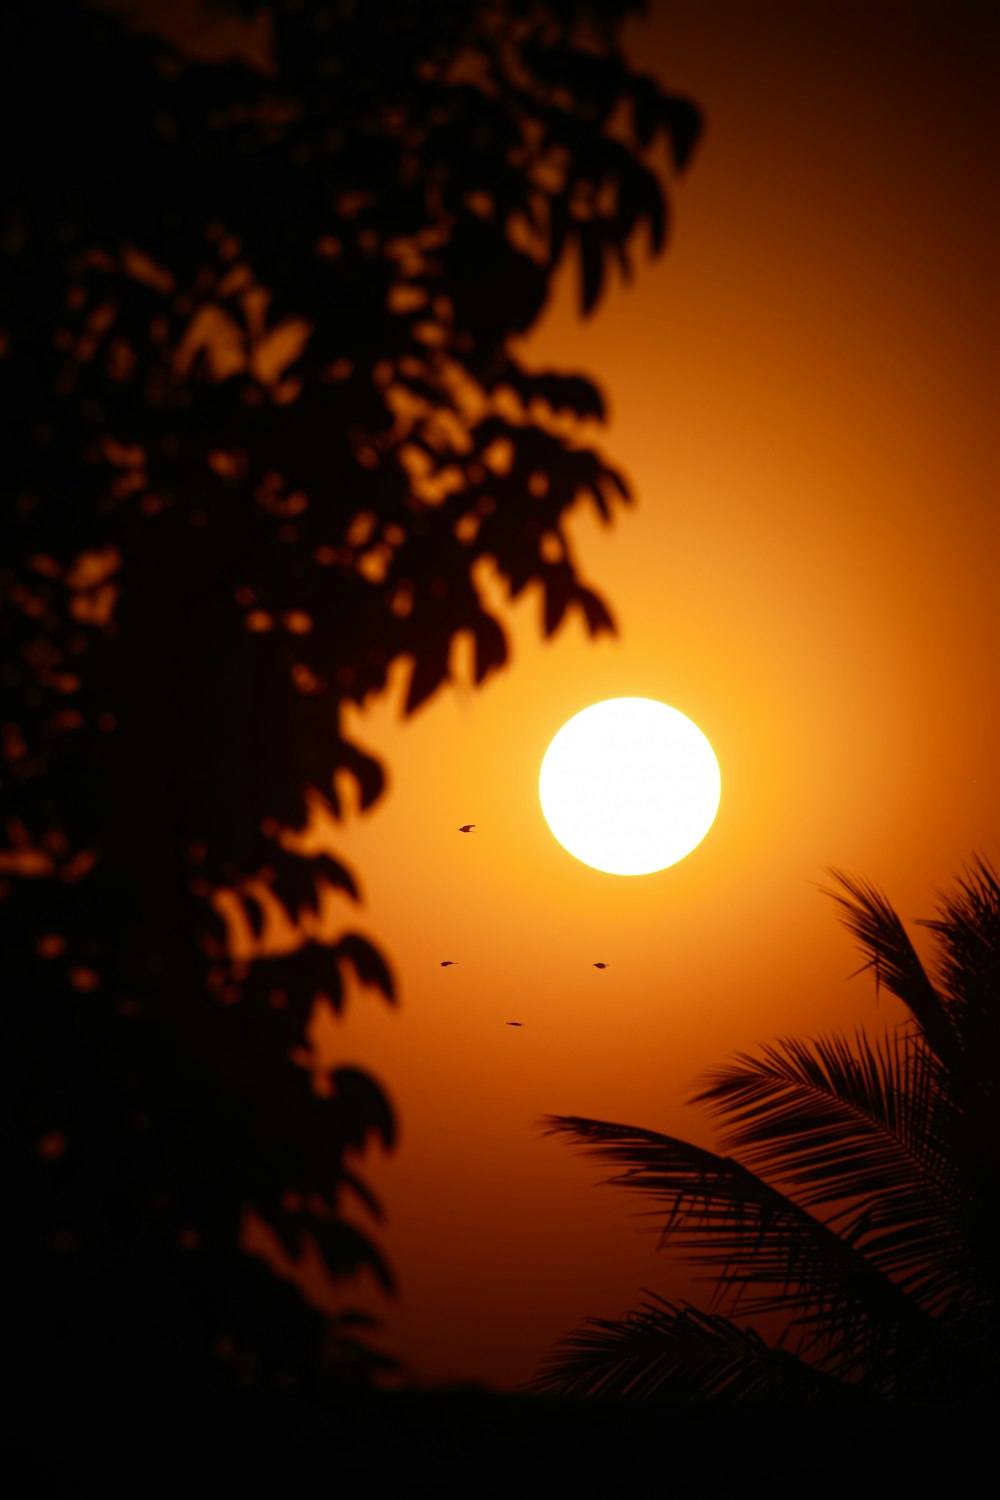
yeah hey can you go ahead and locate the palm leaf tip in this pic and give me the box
[920,855,999,1024]
[821,868,960,1065]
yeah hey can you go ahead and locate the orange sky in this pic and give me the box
[243,0,998,1389]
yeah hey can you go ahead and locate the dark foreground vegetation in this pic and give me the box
[12,1383,995,1494]
[535,863,1000,1412]
[4,0,697,1415]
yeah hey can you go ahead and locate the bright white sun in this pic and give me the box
[539,698,721,875]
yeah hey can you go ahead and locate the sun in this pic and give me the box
[538,698,721,875]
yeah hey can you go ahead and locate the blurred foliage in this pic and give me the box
[535,863,1000,1404]
[0,0,698,1413]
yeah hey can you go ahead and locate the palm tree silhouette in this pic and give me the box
[533,860,1000,1404]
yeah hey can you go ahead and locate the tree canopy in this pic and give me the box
[2,0,700,1412]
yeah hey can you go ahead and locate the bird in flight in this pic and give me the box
[440,960,458,967]
[506,1021,523,1027]
[593,962,608,969]
[458,824,476,833]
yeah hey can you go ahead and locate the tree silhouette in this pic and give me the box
[534,861,1000,1403]
[2,0,700,1419]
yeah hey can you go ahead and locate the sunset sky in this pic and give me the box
[232,0,1000,1389]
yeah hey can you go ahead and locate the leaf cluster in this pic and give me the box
[1,0,699,1405]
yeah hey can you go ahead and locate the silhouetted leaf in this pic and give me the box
[335,934,395,1002]
[239,947,343,1027]
[313,1218,395,1293]
[543,568,573,637]
[340,1165,384,1221]
[404,644,450,715]
[601,465,633,504]
[334,740,386,813]
[578,222,605,316]
[533,371,605,420]
[313,852,360,902]
[472,610,507,684]
[266,849,325,920]
[631,75,661,148]
[331,1065,396,1152]
[663,95,702,171]
[576,585,616,637]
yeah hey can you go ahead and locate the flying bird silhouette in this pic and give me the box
[506,1021,523,1027]
[440,961,458,967]
[593,962,608,969]
[458,824,476,833]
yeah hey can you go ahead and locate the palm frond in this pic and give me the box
[538,863,999,1404]
[693,1028,954,1195]
[826,864,998,1245]
[528,1295,857,1405]
[920,856,1000,1078]
[690,1030,968,1312]
[822,870,961,1069]
[539,1115,976,1391]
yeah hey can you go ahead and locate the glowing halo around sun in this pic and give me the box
[538,698,721,875]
